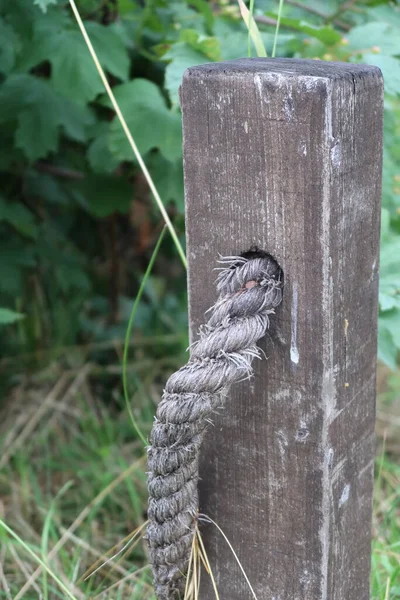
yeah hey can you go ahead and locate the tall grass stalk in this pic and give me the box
[237,0,267,57]
[41,482,73,600]
[67,0,187,270]
[122,226,167,446]
[247,0,255,57]
[272,0,285,57]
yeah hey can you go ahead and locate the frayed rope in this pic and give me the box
[146,251,283,599]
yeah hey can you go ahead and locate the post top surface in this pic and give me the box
[183,57,382,82]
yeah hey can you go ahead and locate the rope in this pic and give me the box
[146,251,283,599]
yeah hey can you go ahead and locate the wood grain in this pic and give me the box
[181,58,383,600]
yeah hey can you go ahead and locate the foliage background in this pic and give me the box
[0,1,399,599]
[1,0,400,370]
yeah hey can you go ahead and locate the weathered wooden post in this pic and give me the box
[180,59,383,599]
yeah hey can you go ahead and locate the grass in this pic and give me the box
[372,451,400,600]
[0,335,185,599]
[372,372,400,600]
[0,351,399,599]
[122,226,167,448]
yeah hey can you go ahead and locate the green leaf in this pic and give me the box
[16,107,59,160]
[379,288,400,312]
[166,0,211,35]
[0,74,95,160]
[0,264,23,298]
[55,262,91,294]
[369,5,400,28]
[0,308,25,325]
[0,198,38,239]
[186,0,214,33]
[378,324,398,370]
[384,312,400,348]
[348,22,400,56]
[379,309,400,371]
[0,238,37,268]
[355,54,400,96]
[0,123,25,169]
[24,171,72,206]
[379,209,400,313]
[164,43,211,106]
[117,0,138,15]
[33,0,57,12]
[161,29,222,96]
[103,79,182,161]
[74,174,133,218]
[148,153,184,211]
[87,123,120,174]
[179,29,221,61]
[382,149,400,212]
[20,20,130,104]
[86,22,131,82]
[50,31,108,104]
[59,103,95,143]
[380,236,400,273]
[380,208,391,241]
[0,18,20,75]
[0,237,36,297]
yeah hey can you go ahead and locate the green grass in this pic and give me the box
[0,355,399,599]
[372,454,400,600]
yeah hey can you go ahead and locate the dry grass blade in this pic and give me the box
[57,526,138,582]
[184,528,197,600]
[93,565,152,598]
[195,525,220,600]
[80,521,147,582]
[199,514,259,600]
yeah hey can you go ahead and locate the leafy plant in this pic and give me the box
[0,0,399,372]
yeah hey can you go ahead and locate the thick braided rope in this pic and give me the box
[146,252,283,600]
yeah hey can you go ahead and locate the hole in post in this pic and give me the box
[239,246,284,285]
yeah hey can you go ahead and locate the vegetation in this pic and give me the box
[0,0,399,598]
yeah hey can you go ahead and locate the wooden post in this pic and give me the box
[180,59,383,600]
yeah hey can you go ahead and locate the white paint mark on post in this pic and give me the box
[276,430,288,458]
[330,141,341,168]
[254,74,263,101]
[339,484,350,507]
[290,283,299,364]
[300,569,311,586]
